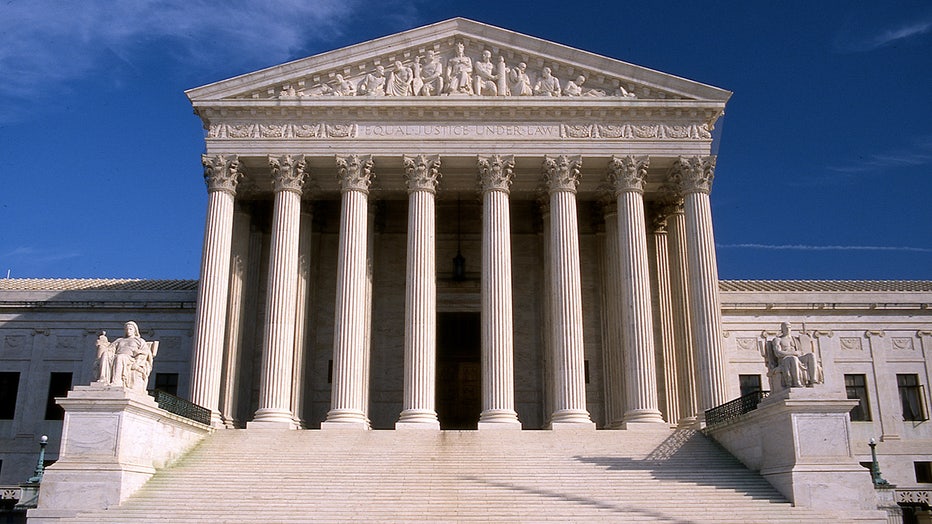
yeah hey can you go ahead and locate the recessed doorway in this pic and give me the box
[436,312,481,429]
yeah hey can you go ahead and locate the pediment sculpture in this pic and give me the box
[278,41,637,100]
[761,322,824,392]
[94,321,159,392]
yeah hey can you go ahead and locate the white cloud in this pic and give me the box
[827,136,932,174]
[0,0,384,100]
[834,16,932,53]
[717,244,932,253]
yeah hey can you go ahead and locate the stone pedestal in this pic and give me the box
[28,384,211,523]
[707,387,885,521]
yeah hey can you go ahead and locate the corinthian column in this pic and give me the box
[647,203,678,426]
[250,155,307,428]
[397,155,441,429]
[543,155,594,429]
[323,155,374,429]
[608,155,666,427]
[599,199,626,429]
[672,156,728,417]
[478,155,522,430]
[662,187,698,427]
[190,154,243,427]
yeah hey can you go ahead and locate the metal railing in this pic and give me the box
[149,389,211,426]
[704,390,770,428]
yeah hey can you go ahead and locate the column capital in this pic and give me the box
[543,155,582,193]
[269,155,309,194]
[336,154,374,193]
[646,203,670,234]
[659,184,686,215]
[478,154,515,193]
[672,155,716,195]
[607,155,649,194]
[202,154,244,195]
[403,154,442,194]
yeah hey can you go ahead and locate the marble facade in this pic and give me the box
[0,19,930,510]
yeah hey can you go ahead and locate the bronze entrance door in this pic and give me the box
[436,312,481,429]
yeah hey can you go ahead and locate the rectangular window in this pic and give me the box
[154,373,179,396]
[0,372,20,419]
[739,375,762,397]
[845,374,872,421]
[898,374,927,422]
[916,462,932,483]
[44,372,72,420]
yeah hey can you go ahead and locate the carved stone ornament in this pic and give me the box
[646,203,669,234]
[658,184,685,214]
[202,154,244,195]
[607,155,649,194]
[269,155,309,193]
[671,155,716,195]
[336,154,374,193]
[542,155,582,193]
[477,154,515,193]
[403,154,442,193]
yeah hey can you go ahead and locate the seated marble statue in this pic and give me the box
[95,321,158,391]
[764,321,824,391]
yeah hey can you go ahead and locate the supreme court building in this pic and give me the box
[183,17,730,432]
[2,19,931,508]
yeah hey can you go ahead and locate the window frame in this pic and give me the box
[844,374,872,422]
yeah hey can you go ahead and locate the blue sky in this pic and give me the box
[1,1,930,280]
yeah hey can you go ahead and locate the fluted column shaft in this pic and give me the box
[665,195,699,426]
[673,156,728,417]
[600,202,626,429]
[324,155,374,429]
[478,155,521,429]
[397,155,441,429]
[608,155,665,426]
[543,155,594,428]
[219,207,250,428]
[648,207,679,425]
[251,155,307,428]
[291,206,314,428]
[190,154,242,427]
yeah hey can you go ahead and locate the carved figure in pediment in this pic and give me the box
[358,66,386,96]
[474,50,498,95]
[534,67,561,96]
[446,42,474,94]
[614,85,637,98]
[419,50,444,96]
[94,331,114,383]
[386,61,414,96]
[508,62,533,96]
[279,85,298,98]
[322,74,356,96]
[763,322,824,392]
[565,76,606,97]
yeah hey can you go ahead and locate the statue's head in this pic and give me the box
[780,322,791,335]
[482,50,491,61]
[124,321,139,337]
[576,76,586,85]
[376,65,384,75]
[542,67,552,77]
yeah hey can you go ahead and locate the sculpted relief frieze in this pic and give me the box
[232,39,665,101]
[207,122,712,141]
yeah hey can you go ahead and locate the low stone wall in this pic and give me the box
[706,387,887,522]
[27,384,211,522]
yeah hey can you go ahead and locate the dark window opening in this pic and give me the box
[154,373,179,396]
[915,462,932,483]
[845,374,872,421]
[584,360,590,384]
[739,374,762,397]
[0,372,20,419]
[44,372,73,420]
[897,374,927,422]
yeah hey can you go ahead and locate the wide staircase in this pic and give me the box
[63,428,862,522]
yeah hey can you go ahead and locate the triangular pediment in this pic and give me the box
[186,18,730,104]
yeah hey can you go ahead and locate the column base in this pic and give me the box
[622,409,666,426]
[249,408,297,429]
[549,421,597,430]
[549,408,594,427]
[621,420,671,430]
[676,416,699,429]
[396,409,440,429]
[478,408,521,428]
[322,408,370,430]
